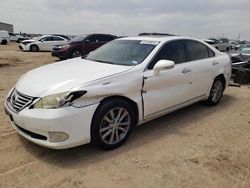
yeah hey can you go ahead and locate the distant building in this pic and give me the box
[0,22,14,33]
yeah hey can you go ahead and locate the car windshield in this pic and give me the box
[85,40,158,66]
[205,40,215,45]
[238,45,250,52]
[71,35,87,42]
[208,38,219,44]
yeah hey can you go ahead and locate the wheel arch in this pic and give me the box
[94,95,139,126]
[214,74,226,90]
[30,44,39,51]
[1,39,7,45]
[70,48,83,57]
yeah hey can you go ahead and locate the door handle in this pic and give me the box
[182,68,191,73]
[212,61,219,65]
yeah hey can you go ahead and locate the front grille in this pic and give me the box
[7,89,35,113]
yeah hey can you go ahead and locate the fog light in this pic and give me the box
[48,132,69,142]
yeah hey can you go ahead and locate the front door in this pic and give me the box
[142,40,193,118]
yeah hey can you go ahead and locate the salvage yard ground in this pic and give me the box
[0,43,250,188]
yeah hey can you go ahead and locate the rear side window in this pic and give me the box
[148,40,186,69]
[207,48,215,57]
[186,40,209,61]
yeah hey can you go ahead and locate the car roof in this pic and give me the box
[118,35,199,43]
[41,35,65,38]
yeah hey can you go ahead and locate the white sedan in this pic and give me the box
[19,35,68,52]
[5,35,231,150]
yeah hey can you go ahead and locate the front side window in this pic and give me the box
[148,40,186,69]
[186,40,209,61]
[86,40,157,66]
[96,35,115,42]
[40,37,53,42]
[86,36,98,43]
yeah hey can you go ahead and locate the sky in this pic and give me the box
[0,0,250,40]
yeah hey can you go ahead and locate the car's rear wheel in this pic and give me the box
[70,49,82,58]
[91,99,136,150]
[30,45,39,52]
[206,78,224,106]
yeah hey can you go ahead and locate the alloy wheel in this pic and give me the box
[99,107,131,145]
[211,80,223,103]
[72,50,81,57]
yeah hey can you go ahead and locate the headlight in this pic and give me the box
[33,91,87,109]
[55,44,69,49]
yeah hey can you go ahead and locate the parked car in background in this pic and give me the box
[228,44,250,63]
[19,35,69,52]
[203,39,218,49]
[229,41,236,50]
[9,33,26,43]
[52,34,117,60]
[208,37,231,52]
[52,34,71,40]
[5,35,231,150]
[0,30,10,45]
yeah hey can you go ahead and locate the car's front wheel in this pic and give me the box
[91,99,136,150]
[30,45,39,52]
[206,77,224,106]
[70,49,82,58]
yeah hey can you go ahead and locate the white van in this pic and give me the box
[0,30,10,45]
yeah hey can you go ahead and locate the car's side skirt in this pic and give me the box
[138,94,207,125]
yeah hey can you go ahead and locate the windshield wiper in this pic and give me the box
[87,59,115,65]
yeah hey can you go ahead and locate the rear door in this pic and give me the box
[185,40,217,97]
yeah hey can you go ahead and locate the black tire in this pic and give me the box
[30,45,39,52]
[70,49,82,58]
[1,40,7,45]
[58,57,66,61]
[205,77,224,106]
[17,38,22,43]
[91,99,136,150]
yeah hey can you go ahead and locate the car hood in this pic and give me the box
[68,40,83,45]
[21,39,36,44]
[15,58,134,97]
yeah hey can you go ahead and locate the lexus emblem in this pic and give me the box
[12,93,17,103]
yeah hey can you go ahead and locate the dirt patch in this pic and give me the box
[0,43,250,188]
[0,63,11,68]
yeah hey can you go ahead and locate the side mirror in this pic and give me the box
[85,39,90,43]
[153,60,175,76]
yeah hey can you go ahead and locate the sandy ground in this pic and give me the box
[0,43,250,188]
